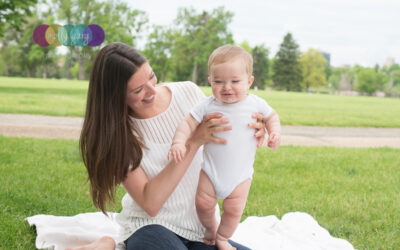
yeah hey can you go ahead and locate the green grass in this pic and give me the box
[1,76,400,127]
[1,136,399,249]
[0,136,126,249]
[250,146,400,249]
[0,77,88,116]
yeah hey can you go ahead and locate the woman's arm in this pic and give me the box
[122,140,201,217]
[122,113,231,217]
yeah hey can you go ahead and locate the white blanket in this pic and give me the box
[26,212,354,250]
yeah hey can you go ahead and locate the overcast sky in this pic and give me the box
[129,0,399,68]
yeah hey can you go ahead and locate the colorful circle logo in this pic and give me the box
[33,24,105,47]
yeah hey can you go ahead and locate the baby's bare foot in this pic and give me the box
[65,236,115,250]
[216,239,236,250]
[203,228,216,245]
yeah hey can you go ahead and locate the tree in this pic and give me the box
[239,41,251,53]
[325,65,332,82]
[327,67,341,90]
[390,69,400,87]
[388,63,400,72]
[356,69,375,94]
[142,25,173,82]
[0,43,22,76]
[0,22,20,76]
[382,63,400,86]
[299,48,327,90]
[327,67,355,91]
[374,63,380,72]
[50,0,147,80]
[251,44,269,90]
[0,8,56,78]
[0,0,38,37]
[20,10,57,78]
[272,33,302,91]
[170,7,234,85]
[356,68,387,94]
[380,64,400,97]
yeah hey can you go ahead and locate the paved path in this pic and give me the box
[1,113,400,148]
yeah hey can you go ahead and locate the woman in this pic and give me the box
[78,42,266,250]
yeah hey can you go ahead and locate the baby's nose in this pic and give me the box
[223,82,232,89]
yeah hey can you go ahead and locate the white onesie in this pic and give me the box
[191,94,272,198]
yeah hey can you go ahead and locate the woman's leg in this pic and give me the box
[125,224,186,250]
[195,169,218,245]
[216,179,252,250]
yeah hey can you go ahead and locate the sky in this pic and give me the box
[128,0,400,68]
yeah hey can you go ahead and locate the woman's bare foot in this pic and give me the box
[203,228,216,245]
[65,236,115,250]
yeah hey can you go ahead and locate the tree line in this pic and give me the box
[1,0,399,97]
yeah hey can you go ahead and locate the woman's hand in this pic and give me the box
[189,113,232,147]
[249,113,267,148]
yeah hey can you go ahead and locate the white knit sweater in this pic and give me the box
[116,81,206,242]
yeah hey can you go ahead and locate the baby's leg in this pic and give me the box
[195,169,218,245]
[216,179,252,250]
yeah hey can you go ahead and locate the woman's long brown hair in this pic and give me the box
[80,42,146,214]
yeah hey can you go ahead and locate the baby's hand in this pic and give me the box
[168,143,187,163]
[267,132,281,149]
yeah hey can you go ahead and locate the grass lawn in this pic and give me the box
[1,136,399,249]
[0,77,87,117]
[1,76,400,127]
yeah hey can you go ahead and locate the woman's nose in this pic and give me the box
[145,80,156,94]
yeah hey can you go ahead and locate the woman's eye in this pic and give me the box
[134,88,143,94]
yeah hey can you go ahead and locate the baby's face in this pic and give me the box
[209,58,254,104]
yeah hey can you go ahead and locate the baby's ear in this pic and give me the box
[248,76,255,86]
[208,76,212,85]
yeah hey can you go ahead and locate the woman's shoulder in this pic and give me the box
[160,81,198,91]
[161,81,204,99]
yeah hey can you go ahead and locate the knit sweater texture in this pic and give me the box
[116,81,206,242]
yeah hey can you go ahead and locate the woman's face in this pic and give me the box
[126,62,158,118]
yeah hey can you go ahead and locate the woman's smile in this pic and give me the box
[142,95,155,103]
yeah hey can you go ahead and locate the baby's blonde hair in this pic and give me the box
[208,45,253,76]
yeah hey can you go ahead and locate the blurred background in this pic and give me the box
[0,0,399,97]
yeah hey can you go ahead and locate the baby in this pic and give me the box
[168,45,281,250]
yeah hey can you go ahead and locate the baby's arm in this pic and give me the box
[168,114,200,162]
[263,110,281,149]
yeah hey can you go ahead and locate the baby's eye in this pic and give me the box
[232,80,240,83]
[214,80,223,84]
